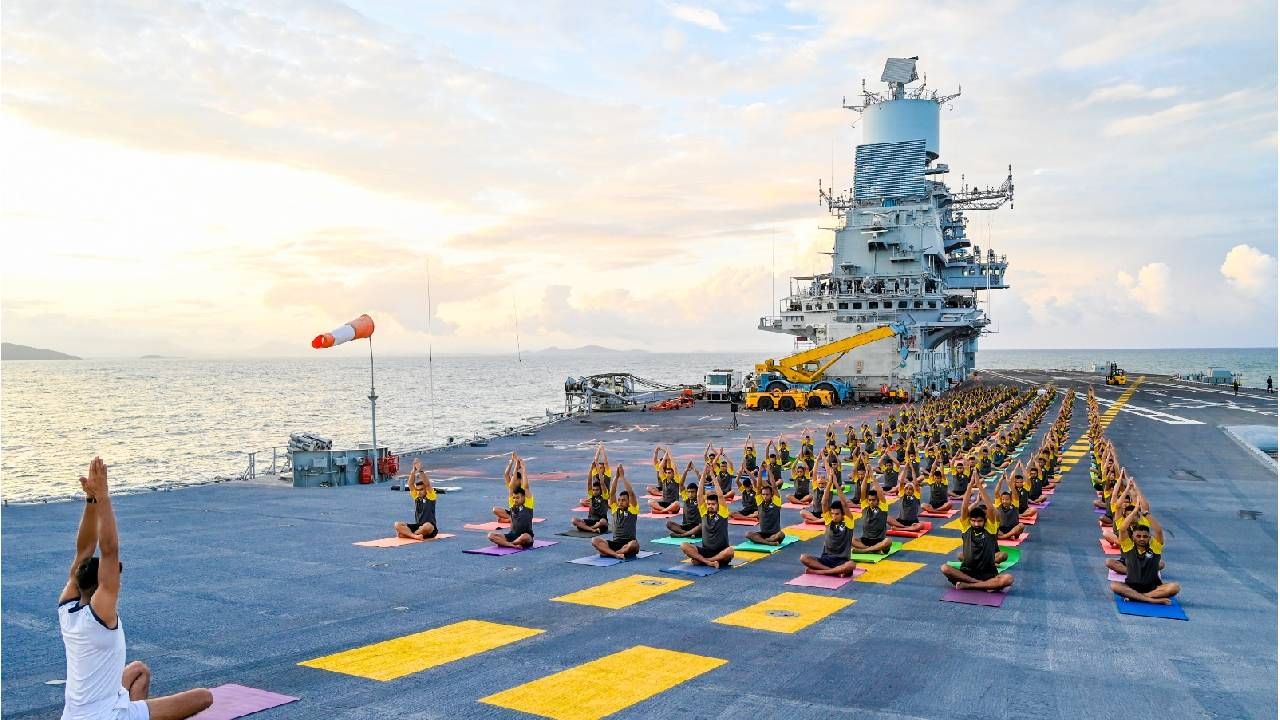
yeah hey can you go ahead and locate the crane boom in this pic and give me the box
[756,324,902,384]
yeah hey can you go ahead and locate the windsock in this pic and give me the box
[312,314,375,349]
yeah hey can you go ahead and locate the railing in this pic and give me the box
[231,447,293,481]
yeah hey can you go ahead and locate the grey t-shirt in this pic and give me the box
[612,503,638,542]
[823,516,854,557]
[701,507,729,553]
[758,496,782,536]
[509,501,534,537]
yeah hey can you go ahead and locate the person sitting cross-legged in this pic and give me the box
[592,465,641,559]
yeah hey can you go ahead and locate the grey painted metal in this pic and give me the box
[763,57,1013,398]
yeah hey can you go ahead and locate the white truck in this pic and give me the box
[703,369,744,403]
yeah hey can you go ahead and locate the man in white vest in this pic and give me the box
[59,457,213,720]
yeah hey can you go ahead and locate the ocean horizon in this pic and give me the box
[2,347,1275,503]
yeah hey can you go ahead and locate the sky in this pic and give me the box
[1,0,1276,358]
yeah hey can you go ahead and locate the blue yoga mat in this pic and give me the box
[1114,595,1188,620]
[568,550,659,567]
[660,563,720,577]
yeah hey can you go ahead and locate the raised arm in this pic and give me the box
[651,444,663,467]
[977,477,996,524]
[681,461,695,485]
[61,464,101,604]
[518,458,532,498]
[84,458,121,627]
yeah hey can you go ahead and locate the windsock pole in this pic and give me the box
[368,336,379,485]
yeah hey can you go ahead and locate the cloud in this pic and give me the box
[1075,82,1180,108]
[1220,244,1277,296]
[669,5,728,32]
[1116,263,1172,315]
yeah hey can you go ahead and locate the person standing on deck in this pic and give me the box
[1233,378,1240,395]
[1268,376,1273,394]
[59,457,213,720]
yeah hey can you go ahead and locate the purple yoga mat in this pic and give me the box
[941,587,1009,607]
[1094,507,1107,515]
[1108,570,1127,582]
[191,684,298,720]
[463,539,557,555]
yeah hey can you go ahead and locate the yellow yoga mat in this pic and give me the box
[713,591,853,634]
[481,645,726,720]
[902,535,962,554]
[854,559,926,585]
[784,528,824,541]
[552,574,691,610]
[943,518,967,531]
[299,619,542,681]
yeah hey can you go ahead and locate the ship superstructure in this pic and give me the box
[759,57,1014,396]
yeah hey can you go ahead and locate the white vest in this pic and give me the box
[58,600,129,720]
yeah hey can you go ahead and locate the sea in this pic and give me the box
[2,348,1275,503]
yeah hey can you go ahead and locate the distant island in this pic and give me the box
[1,342,81,360]
[140,354,181,359]
[530,344,648,356]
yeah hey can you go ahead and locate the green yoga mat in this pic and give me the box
[650,536,697,546]
[849,541,904,563]
[948,546,1020,572]
[733,535,801,553]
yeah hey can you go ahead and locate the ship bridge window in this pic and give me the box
[914,301,923,309]
[827,303,834,310]
[851,302,862,309]
[898,301,908,309]
[928,301,937,309]
[838,302,848,310]
[868,301,879,309]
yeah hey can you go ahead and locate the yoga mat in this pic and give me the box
[941,587,1010,607]
[1115,595,1188,620]
[1099,539,1121,556]
[660,563,721,577]
[353,534,454,548]
[854,559,926,585]
[902,535,962,554]
[781,502,807,510]
[887,521,933,538]
[920,508,957,519]
[1108,570,1127,582]
[947,547,1019,572]
[1094,507,1108,515]
[785,571,865,589]
[650,536,697,546]
[568,551,659,566]
[728,517,759,526]
[463,539,557,556]
[552,574,691,609]
[789,522,826,531]
[1020,516,1038,526]
[463,519,546,531]
[849,541,904,563]
[638,512,678,519]
[557,529,604,538]
[784,528,824,541]
[1029,501,1049,509]
[570,506,589,512]
[998,533,1029,547]
[733,535,801,553]
[192,684,299,720]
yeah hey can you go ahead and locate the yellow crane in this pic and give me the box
[755,323,902,384]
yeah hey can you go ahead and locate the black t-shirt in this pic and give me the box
[962,520,998,575]
[414,494,437,527]
[612,503,638,542]
[587,494,610,523]
[758,496,782,536]
[860,499,888,541]
[898,495,920,524]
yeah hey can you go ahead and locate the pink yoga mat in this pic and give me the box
[463,519,546,531]
[788,522,826,531]
[638,512,678,519]
[887,521,933,538]
[353,534,455,548]
[1020,516,1038,526]
[728,517,758,526]
[528,471,572,480]
[998,533,1028,547]
[781,502,807,510]
[941,587,1009,607]
[1108,570,1127,582]
[785,570,866,589]
[191,684,298,720]
[1099,539,1121,556]
[570,506,589,512]
[920,509,957,518]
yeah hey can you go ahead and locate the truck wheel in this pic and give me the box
[779,396,796,411]
[814,383,838,403]
[806,395,823,409]
[766,381,789,392]
[757,397,774,410]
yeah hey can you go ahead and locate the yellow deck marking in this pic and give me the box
[552,575,690,610]
[480,645,725,720]
[785,528,824,541]
[943,518,967,531]
[734,550,770,564]
[902,535,962,554]
[299,620,542,681]
[713,591,853,634]
[1062,450,1086,458]
[855,559,926,585]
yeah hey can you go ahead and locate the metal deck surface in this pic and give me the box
[3,371,1276,719]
